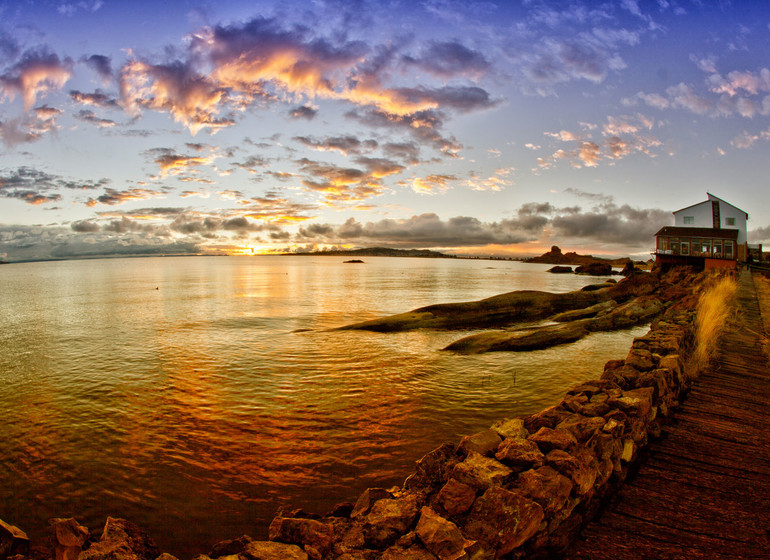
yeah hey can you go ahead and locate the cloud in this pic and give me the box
[58,1,104,16]
[406,173,456,194]
[537,114,662,170]
[749,225,770,243]
[81,54,113,82]
[288,105,317,120]
[0,49,73,109]
[69,89,120,108]
[464,167,514,191]
[293,135,377,156]
[297,213,532,247]
[0,166,108,203]
[402,40,490,79]
[120,58,233,134]
[0,103,64,145]
[70,220,100,232]
[75,109,116,127]
[85,187,168,207]
[146,147,219,176]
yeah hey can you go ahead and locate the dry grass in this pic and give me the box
[753,274,770,358]
[693,274,738,369]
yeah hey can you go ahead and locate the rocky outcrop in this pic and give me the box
[547,265,573,273]
[575,262,613,276]
[338,268,675,334]
[443,296,664,354]
[337,287,614,332]
[526,246,631,267]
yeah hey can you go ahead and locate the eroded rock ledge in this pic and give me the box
[1,268,710,560]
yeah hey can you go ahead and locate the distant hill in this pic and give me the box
[283,247,455,258]
[524,245,632,266]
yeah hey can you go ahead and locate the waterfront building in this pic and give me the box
[654,193,748,269]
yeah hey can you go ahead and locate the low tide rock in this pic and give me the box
[0,519,29,560]
[436,478,476,517]
[241,541,308,560]
[462,486,544,558]
[415,507,474,560]
[457,429,501,457]
[494,438,545,470]
[516,466,573,516]
[79,517,159,560]
[450,451,512,491]
[363,494,420,548]
[547,266,572,274]
[49,518,88,560]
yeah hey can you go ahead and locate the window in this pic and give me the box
[683,216,695,225]
[701,240,711,254]
[680,242,689,255]
[724,241,733,259]
[725,217,736,226]
[713,240,722,257]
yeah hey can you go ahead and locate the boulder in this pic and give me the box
[457,429,501,457]
[515,466,573,515]
[490,418,528,440]
[351,488,392,518]
[547,266,572,274]
[462,486,544,557]
[528,427,577,452]
[378,545,437,560]
[49,518,88,560]
[552,300,616,322]
[524,404,573,433]
[415,507,474,560]
[208,535,253,558]
[0,520,29,560]
[435,479,477,517]
[78,517,159,560]
[405,443,459,491]
[545,449,598,496]
[241,541,308,560]
[363,494,421,548]
[575,263,613,276]
[450,451,512,491]
[268,517,337,556]
[555,415,606,443]
[494,438,545,470]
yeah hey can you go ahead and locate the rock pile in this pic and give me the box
[0,268,710,560]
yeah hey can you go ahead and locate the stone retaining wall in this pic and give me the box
[0,270,709,560]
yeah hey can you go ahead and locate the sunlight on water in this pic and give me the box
[0,256,646,556]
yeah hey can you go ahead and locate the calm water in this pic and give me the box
[0,256,646,557]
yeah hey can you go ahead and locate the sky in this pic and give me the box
[1,0,769,262]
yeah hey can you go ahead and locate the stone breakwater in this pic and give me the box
[1,268,710,560]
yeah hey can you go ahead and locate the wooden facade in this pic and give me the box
[654,226,739,270]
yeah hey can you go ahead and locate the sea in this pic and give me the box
[0,256,648,557]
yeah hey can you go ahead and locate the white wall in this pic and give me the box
[673,195,747,245]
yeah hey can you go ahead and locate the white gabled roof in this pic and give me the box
[672,192,748,218]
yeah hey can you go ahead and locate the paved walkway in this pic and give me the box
[567,271,770,560]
